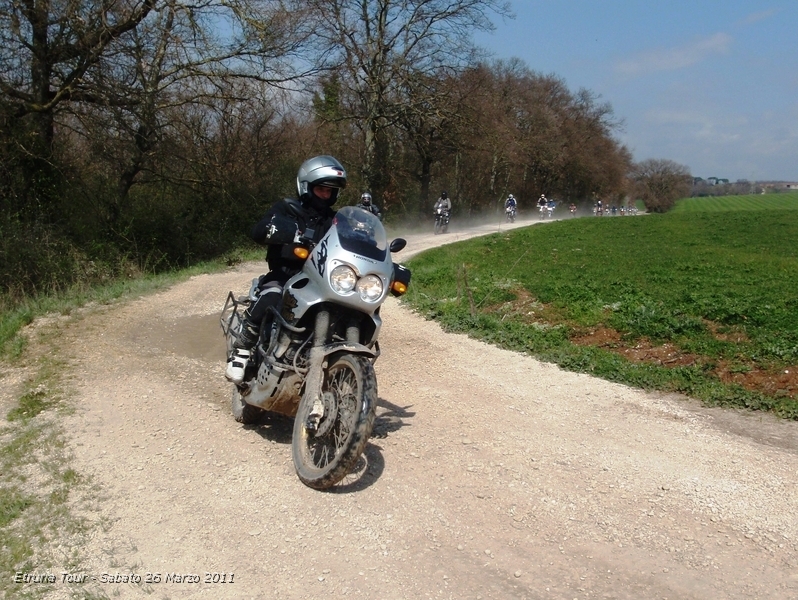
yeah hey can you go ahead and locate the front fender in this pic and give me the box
[325,342,379,363]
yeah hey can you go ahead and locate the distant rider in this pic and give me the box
[434,191,452,214]
[505,194,517,210]
[537,194,548,215]
[356,192,382,221]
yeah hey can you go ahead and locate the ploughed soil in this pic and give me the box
[5,213,798,599]
[486,275,798,403]
[570,325,798,400]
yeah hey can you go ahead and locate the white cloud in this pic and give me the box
[736,9,779,26]
[615,33,733,77]
[644,108,746,137]
[624,105,798,180]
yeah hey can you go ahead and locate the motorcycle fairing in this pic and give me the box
[310,235,330,277]
[278,207,392,342]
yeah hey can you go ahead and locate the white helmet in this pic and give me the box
[360,192,372,205]
[296,155,347,206]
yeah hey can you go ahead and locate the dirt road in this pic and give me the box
[21,214,798,598]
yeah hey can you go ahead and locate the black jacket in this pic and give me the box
[251,198,336,284]
[356,201,382,220]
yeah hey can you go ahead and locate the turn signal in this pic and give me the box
[391,281,407,295]
[293,247,309,259]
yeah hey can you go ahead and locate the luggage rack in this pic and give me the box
[220,291,251,348]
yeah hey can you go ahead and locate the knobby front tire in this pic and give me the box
[292,354,377,490]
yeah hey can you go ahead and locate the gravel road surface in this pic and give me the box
[11,214,798,599]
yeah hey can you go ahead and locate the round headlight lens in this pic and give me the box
[330,265,357,294]
[357,275,384,302]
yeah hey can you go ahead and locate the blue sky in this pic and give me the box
[472,1,798,182]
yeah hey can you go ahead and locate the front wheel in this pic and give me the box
[292,354,377,489]
[434,219,441,235]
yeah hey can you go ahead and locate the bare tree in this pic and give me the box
[0,0,163,194]
[394,68,472,209]
[306,0,512,203]
[0,0,316,214]
[446,60,630,213]
[630,159,692,213]
[82,0,315,225]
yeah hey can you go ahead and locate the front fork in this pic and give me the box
[301,310,368,435]
[302,310,365,431]
[303,310,330,431]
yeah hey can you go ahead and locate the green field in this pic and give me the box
[404,195,798,418]
[673,191,798,212]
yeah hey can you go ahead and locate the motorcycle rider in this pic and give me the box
[537,194,548,215]
[356,192,382,221]
[225,155,347,384]
[505,194,517,211]
[434,190,452,214]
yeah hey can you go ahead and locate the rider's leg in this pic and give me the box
[225,282,282,383]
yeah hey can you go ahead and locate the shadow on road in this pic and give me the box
[372,398,415,439]
[243,411,294,444]
[321,443,386,494]
[235,397,415,493]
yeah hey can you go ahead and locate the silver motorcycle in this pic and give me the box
[220,207,410,489]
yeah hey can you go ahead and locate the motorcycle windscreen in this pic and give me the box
[333,206,388,261]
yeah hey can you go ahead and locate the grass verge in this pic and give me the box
[0,249,261,598]
[403,207,798,419]
[0,248,263,360]
[0,351,108,599]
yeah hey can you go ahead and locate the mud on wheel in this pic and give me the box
[292,354,377,490]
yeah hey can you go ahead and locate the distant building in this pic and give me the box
[706,177,729,185]
[761,182,798,191]
[691,177,797,197]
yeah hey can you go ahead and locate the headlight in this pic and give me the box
[330,265,357,294]
[356,275,384,302]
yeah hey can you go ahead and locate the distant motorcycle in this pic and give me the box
[434,207,450,234]
[505,205,516,223]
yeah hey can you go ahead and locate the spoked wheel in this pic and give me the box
[292,354,377,490]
